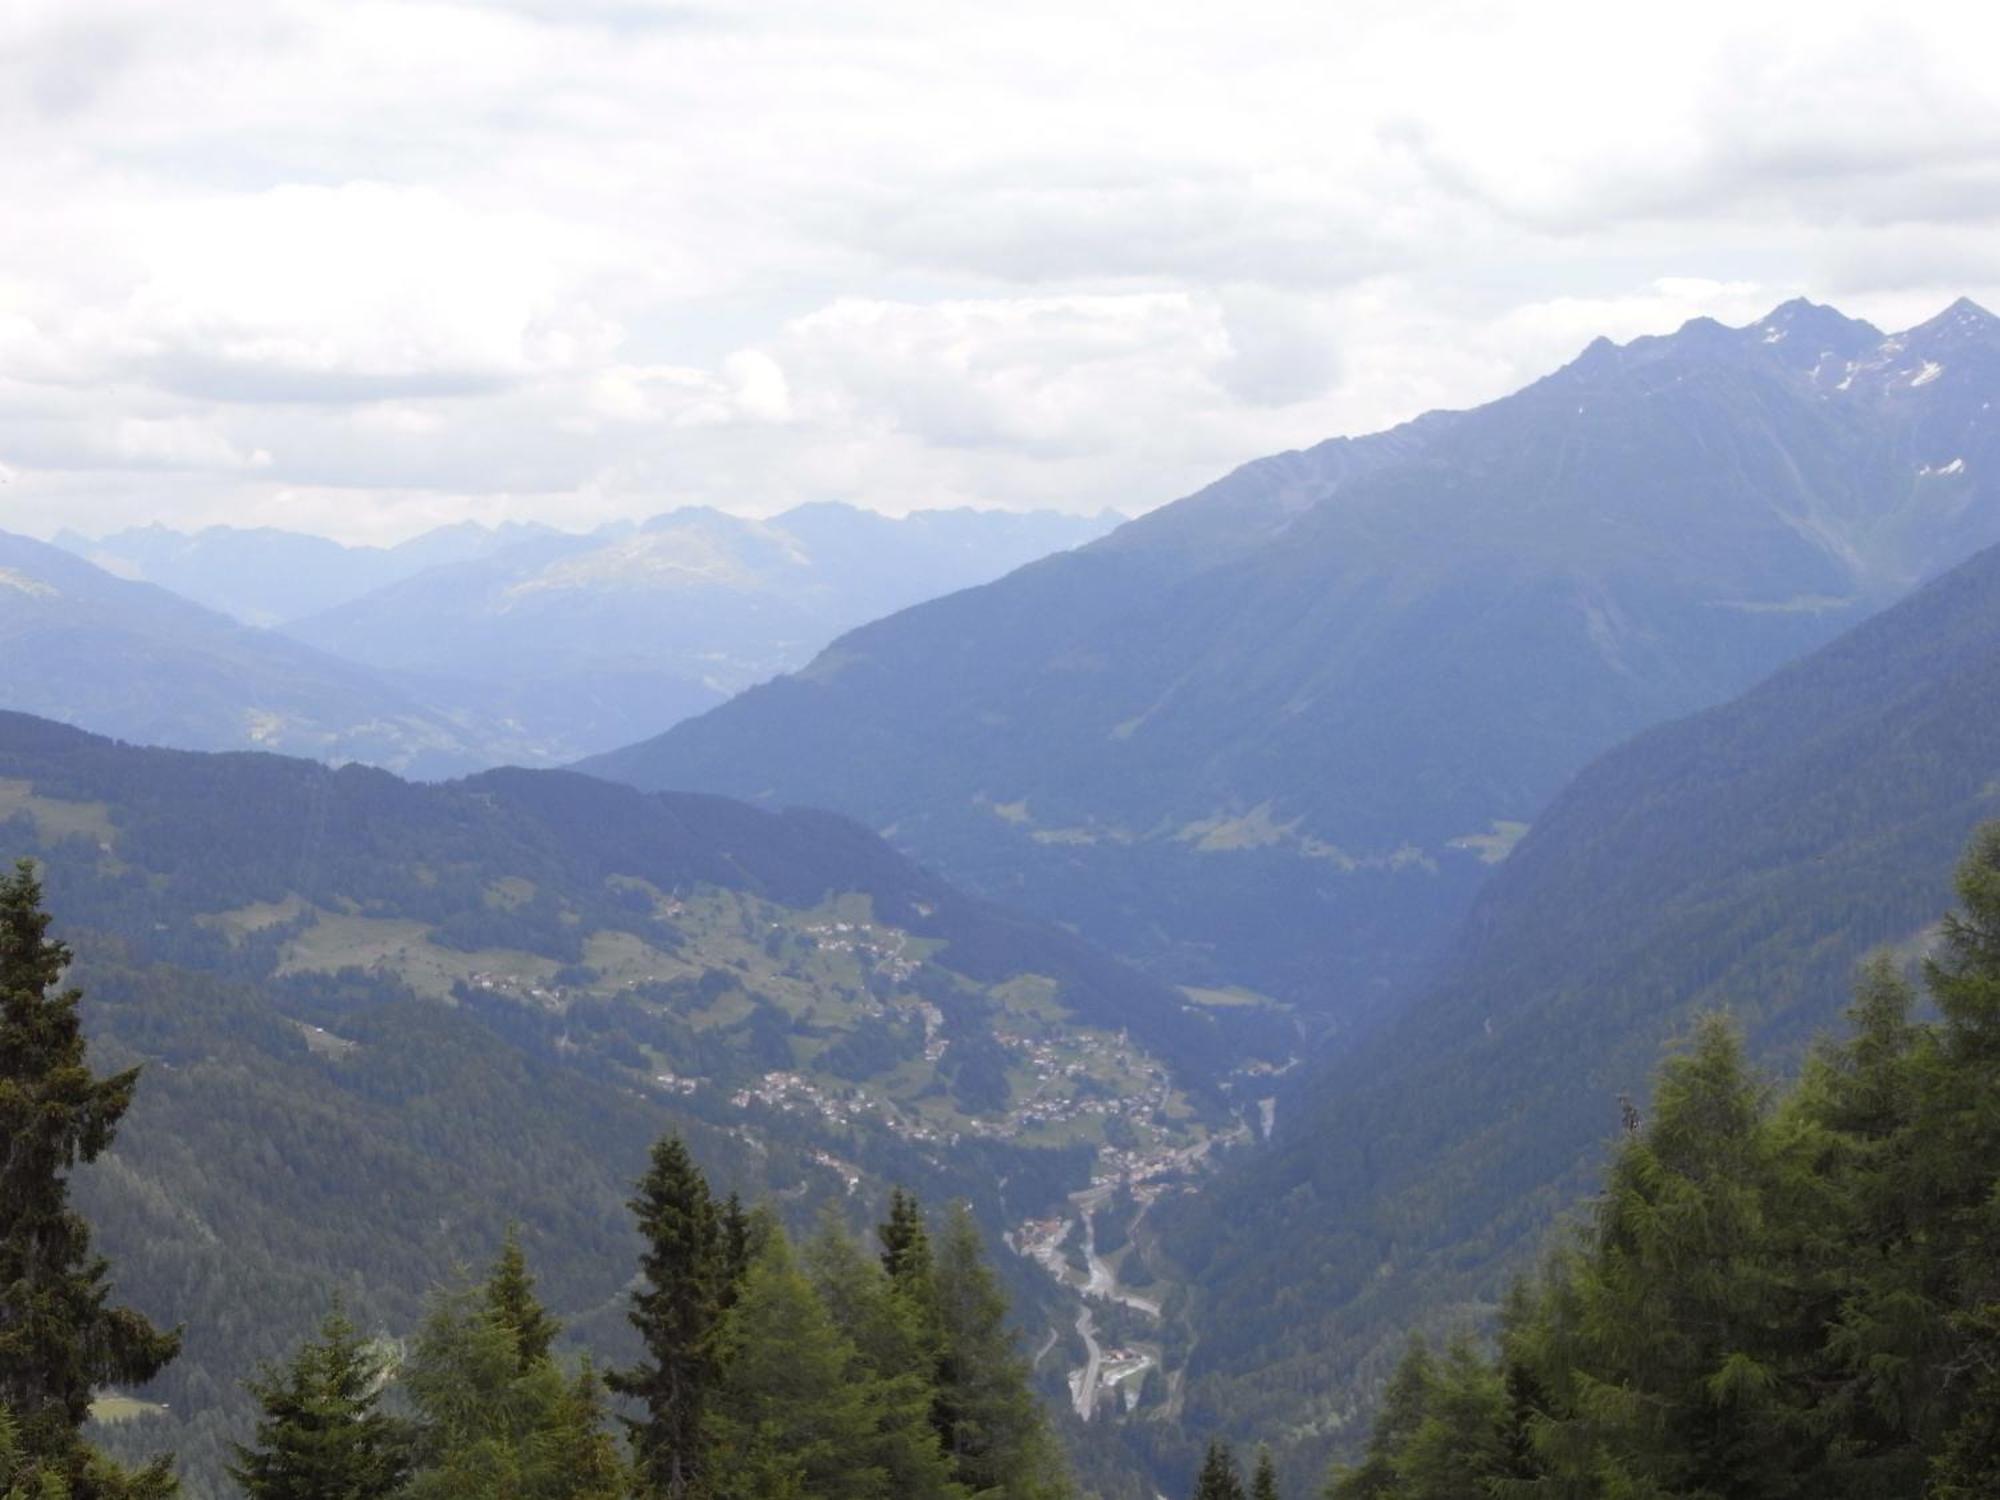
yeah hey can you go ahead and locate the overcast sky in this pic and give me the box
[4,0,1999,543]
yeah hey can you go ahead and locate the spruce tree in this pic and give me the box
[1921,826,2000,1495]
[1250,1447,1279,1500]
[1190,1439,1244,1500]
[228,1303,410,1500]
[0,861,179,1499]
[608,1137,725,1500]
[707,1228,888,1500]
[932,1204,1071,1500]
[484,1227,560,1373]
[719,1196,752,1311]
[1326,1339,1433,1500]
[879,1189,934,1292]
[1387,1340,1510,1500]
[400,1282,624,1500]
[803,1213,964,1500]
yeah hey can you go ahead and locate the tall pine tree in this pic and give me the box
[0,861,179,1499]
[707,1227,891,1500]
[400,1276,623,1500]
[932,1204,1072,1500]
[484,1227,559,1373]
[609,1137,726,1500]
[1191,1439,1244,1500]
[227,1303,410,1500]
[1250,1447,1280,1500]
[804,1212,964,1500]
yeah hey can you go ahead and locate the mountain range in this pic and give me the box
[33,505,1119,767]
[54,519,563,626]
[585,299,2000,1017]
[282,503,1122,761]
[0,530,511,775]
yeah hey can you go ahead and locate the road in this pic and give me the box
[1070,1307,1104,1420]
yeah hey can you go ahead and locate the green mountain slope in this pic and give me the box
[1158,532,2000,1476]
[0,715,1232,1493]
[584,299,2000,1013]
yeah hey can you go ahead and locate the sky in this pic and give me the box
[4,0,2000,545]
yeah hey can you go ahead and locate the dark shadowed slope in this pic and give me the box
[1160,531,2000,1473]
[586,299,2000,1013]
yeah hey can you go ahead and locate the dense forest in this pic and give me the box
[0,857,1074,1499]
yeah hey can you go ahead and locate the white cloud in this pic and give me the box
[1,0,1998,542]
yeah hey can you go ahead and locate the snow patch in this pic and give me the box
[1912,360,1944,387]
[1919,457,1967,477]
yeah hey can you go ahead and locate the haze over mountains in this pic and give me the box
[588,299,2000,1012]
[55,519,563,626]
[0,530,508,776]
[23,504,1118,768]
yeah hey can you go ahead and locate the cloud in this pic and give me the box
[1,0,1998,542]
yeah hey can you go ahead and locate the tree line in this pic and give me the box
[0,858,1072,1500]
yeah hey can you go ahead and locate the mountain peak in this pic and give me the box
[1748,298,1883,367]
[1903,296,2000,349]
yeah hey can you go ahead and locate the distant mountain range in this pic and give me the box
[0,712,1223,1492]
[54,519,562,626]
[1157,528,2000,1478]
[0,530,512,775]
[282,503,1123,761]
[585,299,2000,1013]
[40,505,1120,765]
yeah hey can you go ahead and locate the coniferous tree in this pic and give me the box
[803,1213,964,1500]
[608,1137,726,1500]
[1326,1340,1433,1500]
[875,1189,950,1455]
[484,1228,559,1373]
[1191,1439,1244,1500]
[932,1204,1071,1500]
[1385,1340,1509,1500]
[0,861,179,1499]
[1250,1447,1279,1500]
[1906,827,2000,1497]
[707,1228,889,1500]
[879,1189,934,1292]
[719,1196,752,1311]
[399,1281,623,1500]
[228,1304,410,1500]
[1531,1017,1821,1495]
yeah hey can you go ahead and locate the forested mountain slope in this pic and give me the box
[587,298,2000,1013]
[1160,532,2000,1479]
[0,715,1229,1493]
[0,531,515,775]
